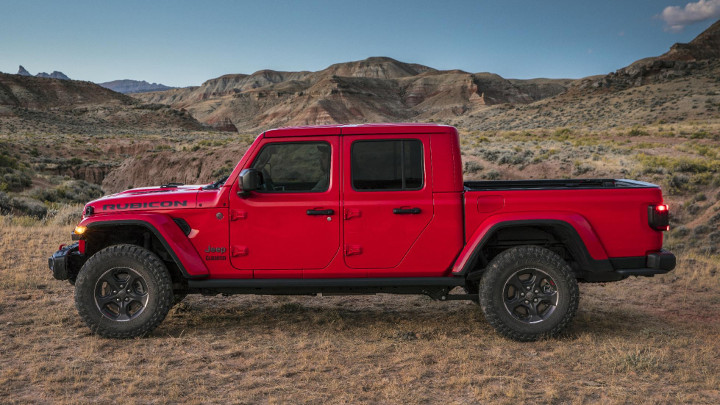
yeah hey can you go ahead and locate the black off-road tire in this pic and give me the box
[172,290,188,306]
[75,244,174,338]
[479,246,579,342]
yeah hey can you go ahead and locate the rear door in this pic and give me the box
[342,135,433,269]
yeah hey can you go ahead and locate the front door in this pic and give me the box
[229,136,341,272]
[342,135,433,269]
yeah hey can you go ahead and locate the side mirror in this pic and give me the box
[238,168,261,197]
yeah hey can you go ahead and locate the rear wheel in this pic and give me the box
[479,246,579,341]
[75,244,174,338]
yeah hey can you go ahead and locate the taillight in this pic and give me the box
[648,204,669,231]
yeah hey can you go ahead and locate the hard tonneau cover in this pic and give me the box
[464,179,659,191]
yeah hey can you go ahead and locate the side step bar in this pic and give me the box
[187,277,467,297]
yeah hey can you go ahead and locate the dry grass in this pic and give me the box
[1,122,720,403]
[1,224,719,404]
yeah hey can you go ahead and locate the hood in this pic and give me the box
[84,185,205,215]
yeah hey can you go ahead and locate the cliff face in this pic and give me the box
[135,57,572,131]
[660,20,720,62]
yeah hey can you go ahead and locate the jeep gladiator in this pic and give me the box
[49,123,676,341]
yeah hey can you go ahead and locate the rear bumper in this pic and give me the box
[580,250,676,282]
[614,250,676,276]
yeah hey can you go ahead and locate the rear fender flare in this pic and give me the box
[453,212,611,276]
[79,214,209,279]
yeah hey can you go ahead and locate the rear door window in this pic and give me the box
[351,140,424,191]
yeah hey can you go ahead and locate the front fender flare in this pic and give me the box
[79,214,209,279]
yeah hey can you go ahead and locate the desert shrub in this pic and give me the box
[672,226,690,238]
[573,161,593,175]
[484,170,501,180]
[690,172,714,186]
[668,174,690,193]
[464,161,483,174]
[1,170,32,192]
[498,150,534,166]
[693,225,711,235]
[686,202,703,215]
[628,127,648,137]
[709,212,720,226]
[690,130,711,139]
[31,180,103,204]
[0,191,10,214]
[482,150,501,162]
[638,154,720,174]
[49,204,84,225]
[210,165,234,179]
[0,153,19,169]
[136,103,165,111]
[0,193,47,218]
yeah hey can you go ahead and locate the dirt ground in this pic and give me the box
[0,224,718,404]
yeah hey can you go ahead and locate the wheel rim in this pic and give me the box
[502,267,559,324]
[94,267,149,321]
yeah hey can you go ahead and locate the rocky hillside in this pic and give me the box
[133,20,720,133]
[98,79,176,94]
[0,73,204,134]
[135,57,572,132]
[461,19,720,131]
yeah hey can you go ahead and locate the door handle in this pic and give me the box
[307,209,335,215]
[393,207,422,214]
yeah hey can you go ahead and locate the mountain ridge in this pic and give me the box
[98,79,176,94]
[135,56,572,131]
[0,72,204,134]
[16,65,71,80]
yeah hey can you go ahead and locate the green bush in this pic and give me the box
[1,171,32,192]
[639,154,720,174]
[0,153,19,169]
[463,161,483,174]
[0,192,47,218]
[31,180,104,204]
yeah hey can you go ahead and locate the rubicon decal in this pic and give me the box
[102,201,188,210]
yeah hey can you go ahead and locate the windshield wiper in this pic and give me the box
[203,176,229,190]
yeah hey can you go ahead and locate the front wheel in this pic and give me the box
[75,244,174,338]
[479,246,579,341]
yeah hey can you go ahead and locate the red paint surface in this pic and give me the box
[78,124,668,280]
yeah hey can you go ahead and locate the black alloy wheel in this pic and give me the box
[94,267,150,321]
[502,267,559,324]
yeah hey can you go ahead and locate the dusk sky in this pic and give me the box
[2,0,719,87]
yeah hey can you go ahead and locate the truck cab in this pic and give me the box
[49,123,675,341]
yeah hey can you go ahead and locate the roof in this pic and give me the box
[263,123,456,138]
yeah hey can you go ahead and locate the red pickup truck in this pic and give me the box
[49,123,675,341]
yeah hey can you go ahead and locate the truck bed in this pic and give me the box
[464,179,658,191]
[462,181,665,260]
